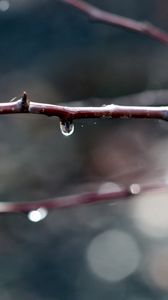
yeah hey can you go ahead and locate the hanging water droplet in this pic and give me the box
[60,119,74,136]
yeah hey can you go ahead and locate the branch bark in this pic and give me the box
[0,183,165,213]
[61,0,168,44]
[2,93,168,123]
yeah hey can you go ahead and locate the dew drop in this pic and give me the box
[130,183,141,195]
[60,120,74,136]
[27,208,48,223]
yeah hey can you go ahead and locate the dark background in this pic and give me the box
[0,0,168,299]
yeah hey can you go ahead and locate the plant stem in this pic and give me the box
[61,0,168,44]
[0,183,165,213]
[1,94,168,122]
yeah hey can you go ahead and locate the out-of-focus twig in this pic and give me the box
[0,183,165,213]
[0,187,131,213]
[61,0,168,44]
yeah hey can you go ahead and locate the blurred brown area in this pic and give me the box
[0,0,168,299]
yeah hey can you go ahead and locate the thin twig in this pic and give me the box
[0,188,131,213]
[27,102,168,121]
[1,93,168,122]
[0,183,165,213]
[61,0,168,44]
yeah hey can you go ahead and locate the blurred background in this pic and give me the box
[0,0,168,299]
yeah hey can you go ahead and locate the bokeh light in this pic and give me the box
[87,229,141,282]
[0,0,9,11]
[146,246,168,291]
[27,208,48,222]
[131,189,168,238]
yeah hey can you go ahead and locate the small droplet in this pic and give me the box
[130,183,141,195]
[60,120,74,136]
[27,208,48,222]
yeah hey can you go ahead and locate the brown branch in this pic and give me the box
[0,183,165,213]
[61,0,168,44]
[1,93,168,123]
[29,102,168,121]
[0,187,131,213]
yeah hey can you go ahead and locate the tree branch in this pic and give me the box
[0,183,165,213]
[0,187,130,213]
[2,93,168,124]
[61,0,168,44]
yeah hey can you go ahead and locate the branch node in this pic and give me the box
[21,91,30,112]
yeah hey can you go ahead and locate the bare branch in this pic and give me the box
[29,102,168,121]
[1,93,168,123]
[0,183,165,213]
[0,187,130,213]
[61,0,168,44]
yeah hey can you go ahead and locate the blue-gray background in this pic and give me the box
[0,0,168,299]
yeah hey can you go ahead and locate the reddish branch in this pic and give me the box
[61,0,168,44]
[2,93,168,122]
[0,187,131,213]
[0,183,165,213]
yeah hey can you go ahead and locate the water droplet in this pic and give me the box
[130,183,141,195]
[27,208,48,222]
[60,120,74,136]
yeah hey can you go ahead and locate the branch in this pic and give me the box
[1,91,168,138]
[29,102,168,121]
[2,93,168,129]
[0,187,131,213]
[0,183,165,213]
[61,0,168,45]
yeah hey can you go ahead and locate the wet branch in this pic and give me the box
[0,183,165,213]
[61,0,168,44]
[2,93,168,123]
